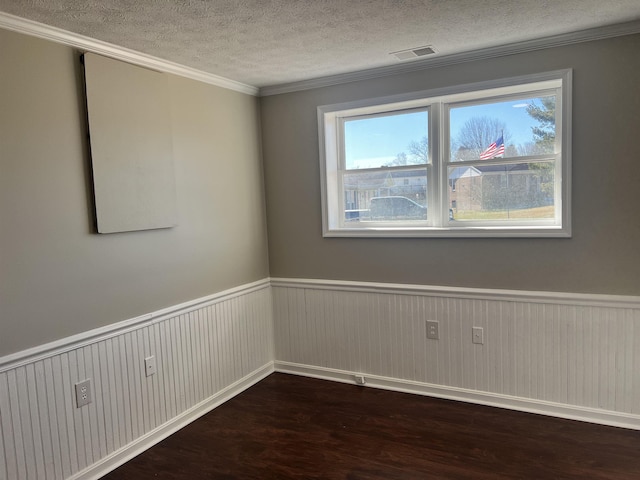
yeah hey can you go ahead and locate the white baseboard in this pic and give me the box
[2,276,637,480]
[0,281,274,480]
[71,362,274,480]
[275,361,640,431]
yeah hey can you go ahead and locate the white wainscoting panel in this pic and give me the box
[272,278,640,429]
[2,277,639,479]
[0,281,274,480]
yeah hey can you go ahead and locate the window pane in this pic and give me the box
[344,110,428,170]
[448,161,555,221]
[344,169,427,222]
[449,95,556,162]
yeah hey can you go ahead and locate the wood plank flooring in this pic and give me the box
[102,373,640,479]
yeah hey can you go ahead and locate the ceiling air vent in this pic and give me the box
[391,45,437,61]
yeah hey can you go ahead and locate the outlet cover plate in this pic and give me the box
[145,355,157,377]
[426,321,439,340]
[472,326,484,344]
[75,379,92,408]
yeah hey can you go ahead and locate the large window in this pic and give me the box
[318,70,571,237]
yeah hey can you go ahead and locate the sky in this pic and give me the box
[344,95,554,169]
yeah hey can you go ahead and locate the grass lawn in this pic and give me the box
[453,205,554,220]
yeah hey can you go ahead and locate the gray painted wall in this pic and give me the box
[260,34,640,296]
[2,27,639,358]
[0,29,270,356]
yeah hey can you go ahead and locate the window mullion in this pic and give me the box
[438,102,449,227]
[429,102,442,226]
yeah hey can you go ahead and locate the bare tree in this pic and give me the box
[385,136,428,166]
[517,141,545,156]
[386,152,408,166]
[407,136,428,163]
[453,116,510,160]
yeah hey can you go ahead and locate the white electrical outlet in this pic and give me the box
[145,355,157,377]
[426,321,439,340]
[75,379,92,408]
[472,326,484,345]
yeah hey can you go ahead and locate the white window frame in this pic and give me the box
[318,69,572,238]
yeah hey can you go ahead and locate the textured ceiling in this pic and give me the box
[1,0,640,88]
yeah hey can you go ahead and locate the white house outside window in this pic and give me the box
[318,70,571,238]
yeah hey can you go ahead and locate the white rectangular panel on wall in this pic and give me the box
[83,53,177,234]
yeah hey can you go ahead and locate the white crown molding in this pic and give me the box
[275,362,640,431]
[0,278,271,372]
[270,277,640,309]
[3,10,639,99]
[0,11,259,96]
[259,19,640,96]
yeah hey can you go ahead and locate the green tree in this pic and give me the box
[526,97,556,200]
[526,97,556,154]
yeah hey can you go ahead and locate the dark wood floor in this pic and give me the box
[102,373,640,479]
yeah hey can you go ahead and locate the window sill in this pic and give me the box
[323,225,571,238]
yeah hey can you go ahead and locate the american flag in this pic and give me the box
[479,135,505,160]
